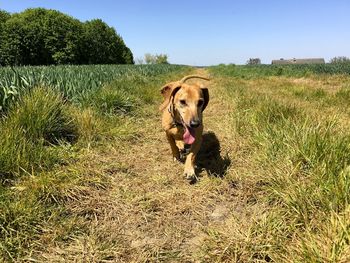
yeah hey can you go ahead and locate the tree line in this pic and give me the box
[0,8,134,66]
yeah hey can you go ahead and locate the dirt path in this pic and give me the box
[41,69,261,262]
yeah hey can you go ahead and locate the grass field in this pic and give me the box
[1,64,350,262]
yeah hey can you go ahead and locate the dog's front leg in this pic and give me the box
[166,132,180,161]
[184,137,202,180]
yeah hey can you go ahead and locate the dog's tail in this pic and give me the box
[179,75,210,84]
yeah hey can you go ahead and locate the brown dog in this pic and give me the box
[160,75,210,180]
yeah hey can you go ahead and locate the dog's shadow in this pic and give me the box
[196,131,231,178]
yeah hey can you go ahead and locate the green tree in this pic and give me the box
[43,9,84,64]
[144,53,168,64]
[0,10,11,65]
[155,54,168,64]
[247,58,261,65]
[0,8,133,66]
[0,9,10,24]
[0,15,24,65]
[0,8,83,65]
[144,53,156,64]
[81,19,133,64]
[330,56,350,64]
[122,46,134,64]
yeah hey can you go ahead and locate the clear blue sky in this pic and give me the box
[1,0,349,65]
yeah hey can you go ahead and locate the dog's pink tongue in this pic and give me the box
[183,126,196,145]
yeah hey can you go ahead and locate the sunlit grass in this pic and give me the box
[206,65,350,262]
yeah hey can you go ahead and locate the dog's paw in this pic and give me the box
[174,156,186,164]
[173,154,186,163]
[184,168,197,182]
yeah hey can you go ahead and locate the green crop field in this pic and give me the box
[0,64,185,111]
[212,62,350,78]
[1,63,350,262]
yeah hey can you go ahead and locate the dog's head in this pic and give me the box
[160,75,209,144]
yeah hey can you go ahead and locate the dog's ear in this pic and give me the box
[159,83,181,111]
[201,87,209,112]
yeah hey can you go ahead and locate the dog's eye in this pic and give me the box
[198,100,204,107]
[180,100,187,106]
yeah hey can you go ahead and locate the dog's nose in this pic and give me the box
[190,120,200,128]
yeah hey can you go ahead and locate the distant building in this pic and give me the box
[271,58,325,65]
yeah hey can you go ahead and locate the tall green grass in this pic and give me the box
[0,87,76,178]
